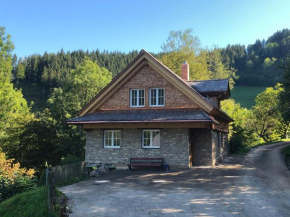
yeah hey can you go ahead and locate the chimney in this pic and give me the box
[181,61,189,81]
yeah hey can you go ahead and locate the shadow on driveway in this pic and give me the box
[60,145,290,217]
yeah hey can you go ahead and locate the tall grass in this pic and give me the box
[0,187,58,217]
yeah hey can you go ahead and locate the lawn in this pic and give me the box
[18,83,47,112]
[231,86,268,109]
[0,187,58,217]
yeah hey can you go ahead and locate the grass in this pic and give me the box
[0,174,88,217]
[17,83,47,112]
[231,86,268,109]
[0,187,59,217]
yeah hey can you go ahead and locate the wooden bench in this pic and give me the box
[128,158,164,171]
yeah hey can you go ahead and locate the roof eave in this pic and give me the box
[67,119,215,125]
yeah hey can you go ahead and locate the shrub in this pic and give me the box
[61,154,82,165]
[0,151,36,202]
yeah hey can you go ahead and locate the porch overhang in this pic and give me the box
[67,108,219,128]
[81,121,213,129]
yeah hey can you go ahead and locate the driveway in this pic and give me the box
[60,142,290,217]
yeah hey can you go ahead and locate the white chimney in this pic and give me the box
[181,61,189,81]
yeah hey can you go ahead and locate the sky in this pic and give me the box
[1,0,290,58]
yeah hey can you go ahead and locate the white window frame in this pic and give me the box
[130,89,145,107]
[142,129,160,149]
[104,130,121,148]
[149,88,165,107]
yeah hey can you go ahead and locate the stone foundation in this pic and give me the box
[85,128,229,168]
[85,128,190,167]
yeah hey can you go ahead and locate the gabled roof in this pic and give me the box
[187,79,229,94]
[187,80,230,100]
[77,49,233,123]
[68,108,218,124]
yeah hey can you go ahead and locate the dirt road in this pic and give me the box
[60,142,290,217]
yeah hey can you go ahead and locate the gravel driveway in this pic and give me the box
[60,142,290,217]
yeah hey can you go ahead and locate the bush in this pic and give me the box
[61,154,82,165]
[0,151,36,202]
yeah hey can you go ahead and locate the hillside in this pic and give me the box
[231,86,268,108]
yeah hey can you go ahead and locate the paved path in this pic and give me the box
[60,142,290,217]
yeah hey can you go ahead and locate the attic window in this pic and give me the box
[130,89,145,107]
[149,88,165,107]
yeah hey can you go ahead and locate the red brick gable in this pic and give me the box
[98,65,198,110]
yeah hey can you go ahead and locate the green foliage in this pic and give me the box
[0,27,34,161]
[0,187,58,217]
[222,29,290,86]
[250,85,284,142]
[61,58,112,113]
[221,99,258,153]
[48,59,111,119]
[16,111,65,169]
[0,26,14,84]
[15,49,138,89]
[223,83,289,152]
[9,60,111,170]
[61,154,82,165]
[205,47,237,88]
[279,62,290,138]
[160,29,200,77]
[160,29,237,88]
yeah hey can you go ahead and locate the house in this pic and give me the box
[67,50,233,168]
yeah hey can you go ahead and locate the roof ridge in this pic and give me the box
[187,79,229,82]
[140,50,215,107]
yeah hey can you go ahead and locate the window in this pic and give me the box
[104,130,121,148]
[130,89,145,107]
[142,130,160,148]
[150,88,165,106]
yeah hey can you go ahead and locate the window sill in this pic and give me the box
[104,146,120,149]
[149,105,165,107]
[130,106,145,108]
[142,147,160,149]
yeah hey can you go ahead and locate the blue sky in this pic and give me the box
[1,0,290,57]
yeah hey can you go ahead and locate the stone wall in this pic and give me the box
[191,129,213,166]
[191,129,229,166]
[212,131,229,165]
[99,65,198,110]
[85,128,190,167]
[211,130,219,165]
[220,132,229,160]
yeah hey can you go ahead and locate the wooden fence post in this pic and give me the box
[47,169,55,212]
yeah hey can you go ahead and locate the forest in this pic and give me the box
[12,28,290,94]
[1,27,290,203]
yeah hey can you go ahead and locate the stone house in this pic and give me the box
[67,50,233,168]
